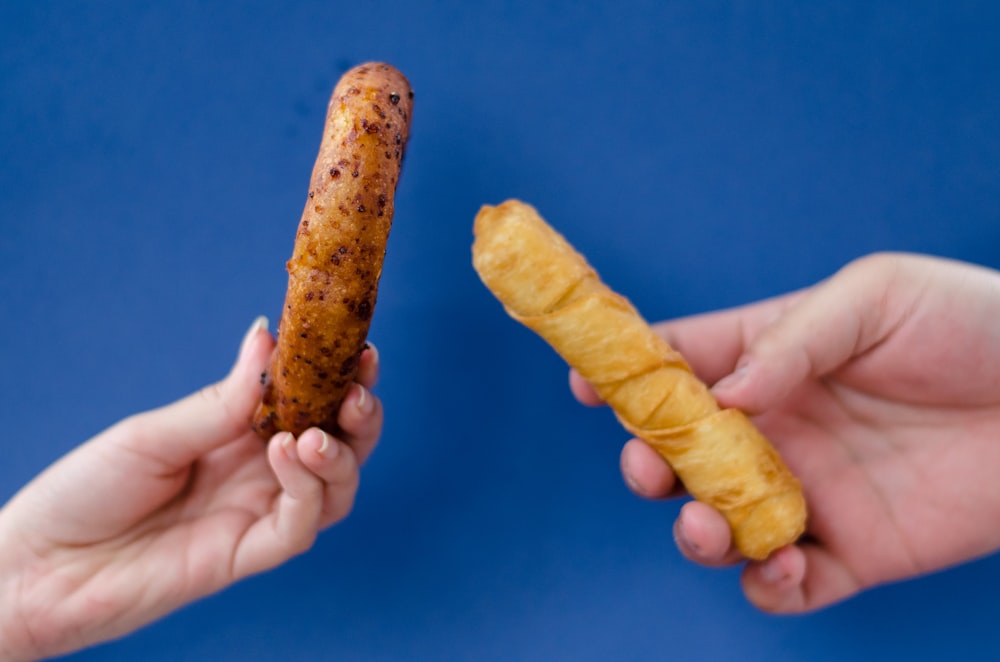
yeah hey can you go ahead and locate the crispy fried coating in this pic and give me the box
[472,200,806,559]
[253,63,413,438]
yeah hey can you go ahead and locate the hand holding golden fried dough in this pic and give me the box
[471,200,806,560]
[253,63,413,438]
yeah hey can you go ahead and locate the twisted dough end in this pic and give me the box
[731,490,809,561]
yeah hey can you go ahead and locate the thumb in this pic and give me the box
[113,316,275,467]
[710,255,902,414]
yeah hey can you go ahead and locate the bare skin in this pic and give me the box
[0,318,384,660]
[571,252,1000,612]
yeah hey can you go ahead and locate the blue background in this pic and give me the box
[2,1,999,660]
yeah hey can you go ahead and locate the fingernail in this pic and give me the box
[713,359,750,392]
[354,383,368,412]
[240,316,269,357]
[316,430,331,456]
[759,558,788,584]
[281,432,297,459]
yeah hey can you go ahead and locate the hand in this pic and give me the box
[571,252,1000,613]
[0,318,384,660]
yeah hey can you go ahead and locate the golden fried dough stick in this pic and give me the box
[253,63,413,438]
[472,200,806,559]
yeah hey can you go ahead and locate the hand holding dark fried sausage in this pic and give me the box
[0,319,383,660]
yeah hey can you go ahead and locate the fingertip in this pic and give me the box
[337,382,381,433]
[234,316,276,389]
[709,357,766,414]
[268,431,296,462]
[675,500,737,565]
[709,358,749,397]
[742,544,808,613]
[297,428,338,462]
[356,341,380,388]
[335,383,384,466]
[239,316,269,358]
[569,370,604,406]
[620,439,677,499]
[349,383,374,416]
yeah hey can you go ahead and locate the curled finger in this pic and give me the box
[620,438,682,499]
[673,500,743,567]
[231,432,325,579]
[295,428,362,528]
[335,383,384,465]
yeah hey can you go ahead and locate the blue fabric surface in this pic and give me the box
[1,2,998,660]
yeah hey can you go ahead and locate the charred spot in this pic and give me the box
[357,298,372,320]
[395,133,402,145]
[308,190,314,198]
[339,353,361,376]
[352,170,359,177]
[311,382,323,389]
[331,254,341,266]
[317,371,328,379]
[339,246,348,254]
[389,92,401,105]
[253,410,278,437]
[300,332,308,339]
[365,122,379,135]
[348,86,360,95]
[305,291,315,301]
[329,168,341,179]
[320,346,332,357]
[259,372,267,385]
[357,204,366,213]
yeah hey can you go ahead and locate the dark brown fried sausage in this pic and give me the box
[253,62,413,438]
